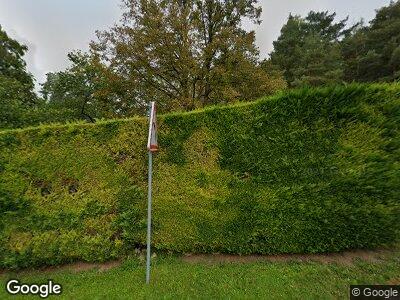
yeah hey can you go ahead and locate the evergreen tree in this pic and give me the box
[292,35,344,87]
[342,1,400,82]
[270,11,348,87]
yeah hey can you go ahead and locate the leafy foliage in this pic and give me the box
[0,25,34,90]
[41,51,116,122]
[269,11,348,87]
[0,25,39,129]
[270,2,400,87]
[91,0,284,113]
[3,2,400,130]
[0,83,399,268]
[342,1,400,82]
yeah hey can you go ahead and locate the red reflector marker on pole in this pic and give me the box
[147,101,158,153]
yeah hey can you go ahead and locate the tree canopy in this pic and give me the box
[41,51,113,122]
[269,11,349,87]
[1,1,399,130]
[0,25,34,90]
[270,1,400,86]
[0,25,37,128]
[91,0,285,113]
[342,0,400,82]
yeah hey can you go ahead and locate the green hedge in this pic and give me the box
[1,83,399,268]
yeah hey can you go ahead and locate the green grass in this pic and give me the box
[1,251,399,299]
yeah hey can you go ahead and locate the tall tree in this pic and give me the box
[0,25,37,129]
[0,25,34,91]
[270,11,348,87]
[91,0,284,113]
[41,51,112,122]
[342,1,400,82]
[291,34,344,87]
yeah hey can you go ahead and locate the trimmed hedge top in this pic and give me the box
[1,83,399,268]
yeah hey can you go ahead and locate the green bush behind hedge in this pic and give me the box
[1,83,399,268]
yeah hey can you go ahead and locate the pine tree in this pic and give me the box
[270,11,348,87]
[342,1,400,82]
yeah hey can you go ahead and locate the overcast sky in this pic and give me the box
[0,0,392,89]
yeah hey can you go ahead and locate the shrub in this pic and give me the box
[0,83,399,268]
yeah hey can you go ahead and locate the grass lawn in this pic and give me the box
[1,249,399,299]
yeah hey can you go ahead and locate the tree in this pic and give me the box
[0,25,38,129]
[270,11,349,87]
[0,25,34,92]
[342,1,400,82]
[41,51,118,122]
[91,0,284,113]
[291,34,344,87]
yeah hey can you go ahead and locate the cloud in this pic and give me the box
[0,0,121,89]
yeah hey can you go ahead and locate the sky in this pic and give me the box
[0,0,392,90]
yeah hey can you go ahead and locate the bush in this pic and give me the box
[0,83,399,268]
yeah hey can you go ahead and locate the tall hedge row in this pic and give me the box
[1,84,399,268]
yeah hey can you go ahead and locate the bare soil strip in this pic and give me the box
[1,247,398,275]
[182,248,399,265]
[0,260,122,275]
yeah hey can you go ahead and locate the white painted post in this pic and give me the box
[146,101,158,284]
[146,150,152,284]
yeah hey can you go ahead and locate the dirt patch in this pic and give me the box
[0,260,122,276]
[387,278,400,285]
[182,248,397,265]
[1,247,398,275]
[65,260,121,272]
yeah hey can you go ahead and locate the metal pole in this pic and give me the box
[146,151,153,284]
